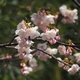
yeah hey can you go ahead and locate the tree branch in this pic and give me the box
[32,46,71,67]
[0,37,80,51]
[72,0,80,7]
[0,42,18,48]
[9,35,18,45]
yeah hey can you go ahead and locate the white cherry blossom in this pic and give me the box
[36,51,49,61]
[37,42,47,50]
[29,58,37,67]
[21,66,33,75]
[25,26,40,39]
[58,45,66,55]
[15,29,26,39]
[67,64,80,75]
[74,53,80,64]
[35,43,48,61]
[17,20,27,30]
[59,5,78,23]
[41,29,57,41]
[24,53,33,62]
[31,13,55,31]
[46,48,57,55]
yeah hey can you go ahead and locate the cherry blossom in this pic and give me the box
[20,66,33,75]
[59,5,78,23]
[67,64,80,75]
[58,45,66,55]
[45,48,57,55]
[31,12,55,31]
[41,29,59,41]
[29,58,37,67]
[74,53,80,64]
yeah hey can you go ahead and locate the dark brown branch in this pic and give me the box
[0,42,18,48]
[0,37,80,51]
[9,35,18,45]
[32,38,80,51]
[0,35,18,48]
[56,41,80,51]
[56,41,80,47]
[32,38,80,47]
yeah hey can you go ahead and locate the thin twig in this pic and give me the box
[0,42,18,48]
[9,35,18,45]
[32,38,80,51]
[72,0,80,7]
[0,37,80,51]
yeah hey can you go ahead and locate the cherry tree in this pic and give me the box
[0,0,80,79]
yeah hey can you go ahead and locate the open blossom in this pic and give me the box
[31,12,55,31]
[17,20,27,30]
[20,66,33,75]
[35,43,52,61]
[46,48,57,55]
[15,29,26,39]
[59,5,78,23]
[15,20,40,39]
[29,58,37,67]
[16,46,32,54]
[67,64,80,75]
[35,43,48,61]
[41,29,58,41]
[58,45,72,56]
[37,42,47,50]
[25,26,40,39]
[15,45,33,62]
[58,45,66,55]
[37,52,49,61]
[36,43,57,61]
[15,26,40,39]
[23,53,33,62]
[15,37,34,48]
[74,53,80,64]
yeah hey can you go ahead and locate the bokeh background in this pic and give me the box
[0,0,80,80]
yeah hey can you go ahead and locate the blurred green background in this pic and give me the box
[0,0,80,80]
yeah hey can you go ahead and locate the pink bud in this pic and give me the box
[54,14,58,19]
[55,36,60,40]
[49,38,57,45]
[66,47,72,56]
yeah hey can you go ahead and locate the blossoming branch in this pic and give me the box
[0,4,80,78]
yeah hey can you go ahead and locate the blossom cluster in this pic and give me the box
[15,19,58,75]
[14,5,80,75]
[59,5,78,23]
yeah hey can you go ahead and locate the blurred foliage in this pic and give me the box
[0,0,80,80]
